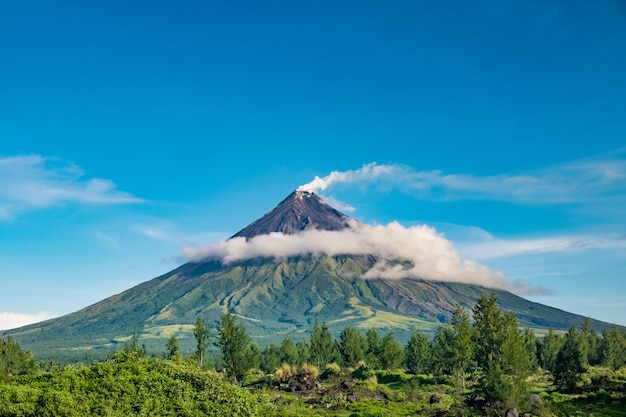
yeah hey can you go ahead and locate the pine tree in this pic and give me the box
[581,318,601,365]
[431,325,457,376]
[523,328,539,372]
[215,313,254,382]
[279,335,299,365]
[599,326,626,370]
[0,336,36,377]
[365,328,382,369]
[193,317,211,368]
[166,334,180,358]
[338,327,367,367]
[379,331,404,371]
[472,293,529,406]
[309,319,338,367]
[553,326,587,392]
[405,329,431,374]
[539,327,562,373]
[451,306,474,389]
[260,343,282,373]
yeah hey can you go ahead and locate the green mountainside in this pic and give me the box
[4,254,614,362]
[2,190,618,361]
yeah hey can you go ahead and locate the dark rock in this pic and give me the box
[530,393,543,406]
[341,379,357,390]
[429,394,442,404]
[373,390,388,400]
[505,408,519,417]
[346,393,359,402]
[465,393,478,406]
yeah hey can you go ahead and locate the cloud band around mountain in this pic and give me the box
[183,221,546,295]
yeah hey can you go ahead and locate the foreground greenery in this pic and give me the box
[2,293,626,416]
[0,352,274,417]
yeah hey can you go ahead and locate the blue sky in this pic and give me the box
[1,0,625,330]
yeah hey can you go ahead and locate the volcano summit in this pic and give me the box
[2,190,615,361]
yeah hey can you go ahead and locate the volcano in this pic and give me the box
[2,190,616,361]
[232,190,352,239]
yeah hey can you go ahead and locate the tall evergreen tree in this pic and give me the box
[166,334,180,358]
[431,325,457,376]
[309,319,338,366]
[472,293,530,406]
[405,329,431,374]
[581,318,601,365]
[379,331,404,371]
[193,317,211,368]
[260,343,282,373]
[365,328,382,369]
[338,327,367,367]
[599,326,626,370]
[279,335,299,365]
[523,328,539,372]
[296,339,311,365]
[0,336,36,377]
[215,313,254,382]
[451,306,474,389]
[553,326,587,392]
[539,327,562,373]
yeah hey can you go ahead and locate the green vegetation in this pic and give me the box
[3,255,618,363]
[2,294,626,416]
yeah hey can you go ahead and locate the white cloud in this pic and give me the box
[0,311,54,331]
[183,221,545,295]
[0,154,142,219]
[297,150,626,206]
[459,232,626,260]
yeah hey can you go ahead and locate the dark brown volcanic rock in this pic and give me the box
[231,190,352,239]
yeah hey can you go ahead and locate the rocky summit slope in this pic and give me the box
[3,190,617,361]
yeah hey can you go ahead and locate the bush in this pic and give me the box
[0,355,275,417]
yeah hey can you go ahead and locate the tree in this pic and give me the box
[539,327,562,373]
[166,334,180,358]
[405,329,431,374]
[553,326,587,392]
[581,318,601,365]
[338,327,367,367]
[599,326,626,370]
[260,343,281,373]
[365,329,382,369]
[123,328,146,357]
[309,319,338,367]
[379,331,404,371]
[296,339,311,364]
[450,306,474,389]
[523,328,539,372]
[216,313,254,382]
[472,293,530,406]
[0,336,37,377]
[193,317,211,368]
[279,335,299,365]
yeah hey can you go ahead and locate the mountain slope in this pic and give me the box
[3,191,620,361]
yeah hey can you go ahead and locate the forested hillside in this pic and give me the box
[2,294,626,417]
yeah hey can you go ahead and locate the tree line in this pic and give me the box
[177,293,626,406]
[3,292,626,409]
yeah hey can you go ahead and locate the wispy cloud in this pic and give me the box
[0,154,142,219]
[183,220,546,295]
[0,311,54,331]
[298,149,626,205]
[457,230,626,260]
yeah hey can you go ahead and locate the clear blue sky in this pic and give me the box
[1,0,625,330]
